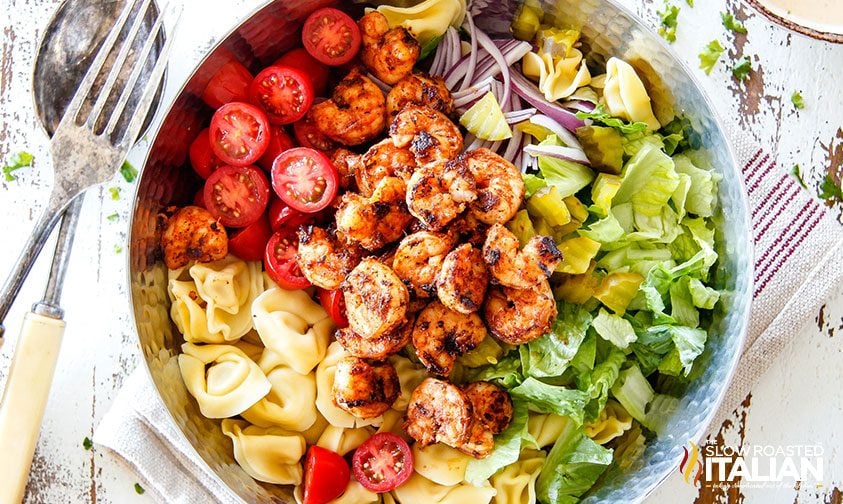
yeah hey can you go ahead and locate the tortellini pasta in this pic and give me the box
[252,287,334,375]
[489,449,546,504]
[412,443,473,486]
[390,355,428,412]
[391,473,496,504]
[374,0,466,45]
[241,365,318,432]
[168,256,262,343]
[317,425,373,456]
[527,412,573,448]
[522,48,591,102]
[221,419,305,485]
[584,399,633,444]
[376,408,411,441]
[316,342,384,429]
[178,343,270,418]
[602,57,660,131]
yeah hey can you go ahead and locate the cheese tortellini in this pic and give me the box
[221,419,305,485]
[392,473,497,504]
[252,287,334,375]
[178,343,270,418]
[316,425,373,456]
[374,0,466,45]
[489,449,546,504]
[168,256,262,344]
[602,57,660,131]
[316,342,384,429]
[412,443,473,486]
[390,355,428,412]
[241,364,318,432]
[522,48,592,102]
[527,412,573,448]
[584,399,633,444]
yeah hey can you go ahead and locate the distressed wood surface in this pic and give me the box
[0,0,841,502]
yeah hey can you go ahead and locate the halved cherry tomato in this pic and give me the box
[258,125,296,171]
[317,288,348,328]
[352,433,413,493]
[264,228,311,289]
[202,60,253,109]
[203,165,270,228]
[271,147,338,213]
[302,8,361,66]
[189,128,225,179]
[249,65,314,125]
[228,215,272,261]
[274,48,330,96]
[209,102,270,166]
[268,197,310,231]
[293,114,337,152]
[302,446,350,504]
[193,188,206,208]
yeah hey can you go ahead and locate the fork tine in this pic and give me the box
[110,3,181,146]
[55,0,140,130]
[85,0,154,130]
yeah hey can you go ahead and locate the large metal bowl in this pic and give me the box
[128,0,752,502]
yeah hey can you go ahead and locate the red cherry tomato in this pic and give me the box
[264,228,311,289]
[274,48,330,96]
[268,197,311,231]
[249,65,314,125]
[317,288,348,328]
[302,8,361,66]
[352,433,413,493]
[189,128,225,179]
[271,147,338,213]
[228,215,272,261]
[202,60,253,109]
[203,165,270,228]
[293,115,337,152]
[302,446,350,504]
[193,188,206,208]
[258,125,296,171]
[209,102,270,166]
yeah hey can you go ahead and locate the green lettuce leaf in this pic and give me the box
[673,154,720,217]
[577,347,626,420]
[537,135,596,197]
[643,393,680,435]
[614,143,681,218]
[610,363,654,423]
[521,303,593,378]
[465,399,530,484]
[510,378,590,425]
[591,308,637,349]
[536,427,614,504]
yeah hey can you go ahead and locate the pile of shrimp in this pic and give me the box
[302,12,564,459]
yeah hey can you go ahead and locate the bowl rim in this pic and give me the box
[744,0,843,44]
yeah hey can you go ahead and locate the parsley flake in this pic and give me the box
[114,244,123,254]
[721,12,748,34]
[120,160,138,183]
[83,437,93,450]
[686,0,694,5]
[134,483,145,495]
[791,91,805,109]
[575,105,649,134]
[732,57,752,81]
[818,175,843,201]
[2,151,34,182]
[790,164,807,190]
[699,39,725,75]
[106,212,119,222]
[109,187,121,200]
[658,3,680,43]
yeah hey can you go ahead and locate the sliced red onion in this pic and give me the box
[429,30,451,77]
[524,143,590,165]
[489,140,503,153]
[459,12,480,91]
[503,128,524,162]
[520,149,535,173]
[529,114,582,150]
[445,28,461,70]
[452,77,492,107]
[511,71,585,132]
[505,108,536,124]
[366,72,392,94]
[561,100,597,113]
[473,40,532,84]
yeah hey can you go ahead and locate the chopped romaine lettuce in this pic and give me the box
[537,136,596,197]
[523,173,548,198]
[610,364,654,424]
[510,378,590,425]
[465,399,530,484]
[521,303,593,378]
[535,427,613,504]
[643,393,680,434]
[592,308,637,349]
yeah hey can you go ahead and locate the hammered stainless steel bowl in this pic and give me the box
[128,0,752,502]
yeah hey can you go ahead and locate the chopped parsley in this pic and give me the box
[575,105,648,135]
[660,115,703,154]
[82,437,93,450]
[686,0,694,5]
[791,91,805,109]
[106,212,119,222]
[134,483,145,495]
[658,3,680,43]
[114,244,123,254]
[109,187,121,200]
[2,151,34,182]
[818,175,843,201]
[120,160,138,183]
[699,39,725,75]
[790,164,807,189]
[721,12,748,34]
[732,57,752,81]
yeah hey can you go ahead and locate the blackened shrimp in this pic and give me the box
[386,73,453,120]
[335,177,413,250]
[390,106,463,167]
[458,382,514,458]
[392,231,456,298]
[309,68,387,146]
[449,212,490,248]
[483,277,557,345]
[404,377,472,448]
[460,148,525,225]
[412,301,487,377]
[357,138,417,196]
[333,356,400,419]
[436,244,489,314]
[342,258,409,340]
[330,148,361,190]
[161,206,228,269]
[406,162,476,231]
[358,11,420,85]
[335,320,412,360]
[483,224,563,289]
[296,225,362,290]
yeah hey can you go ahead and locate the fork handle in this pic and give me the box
[0,310,66,504]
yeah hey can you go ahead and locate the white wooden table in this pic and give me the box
[1,0,841,502]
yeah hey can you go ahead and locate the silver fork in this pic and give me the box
[0,0,180,337]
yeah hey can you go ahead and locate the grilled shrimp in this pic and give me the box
[404,377,472,448]
[449,212,490,247]
[161,206,228,269]
[390,106,463,167]
[483,277,557,345]
[297,225,363,290]
[359,11,420,85]
[436,244,489,314]
[392,231,456,298]
[386,73,453,120]
[333,356,400,419]
[483,224,562,289]
[406,162,476,231]
[331,148,361,190]
[309,68,387,146]
[343,258,409,340]
[335,320,412,360]
[412,301,487,376]
[460,148,526,225]
[357,138,417,196]
[335,177,413,250]
[458,382,514,458]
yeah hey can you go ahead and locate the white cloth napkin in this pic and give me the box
[94,128,843,502]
